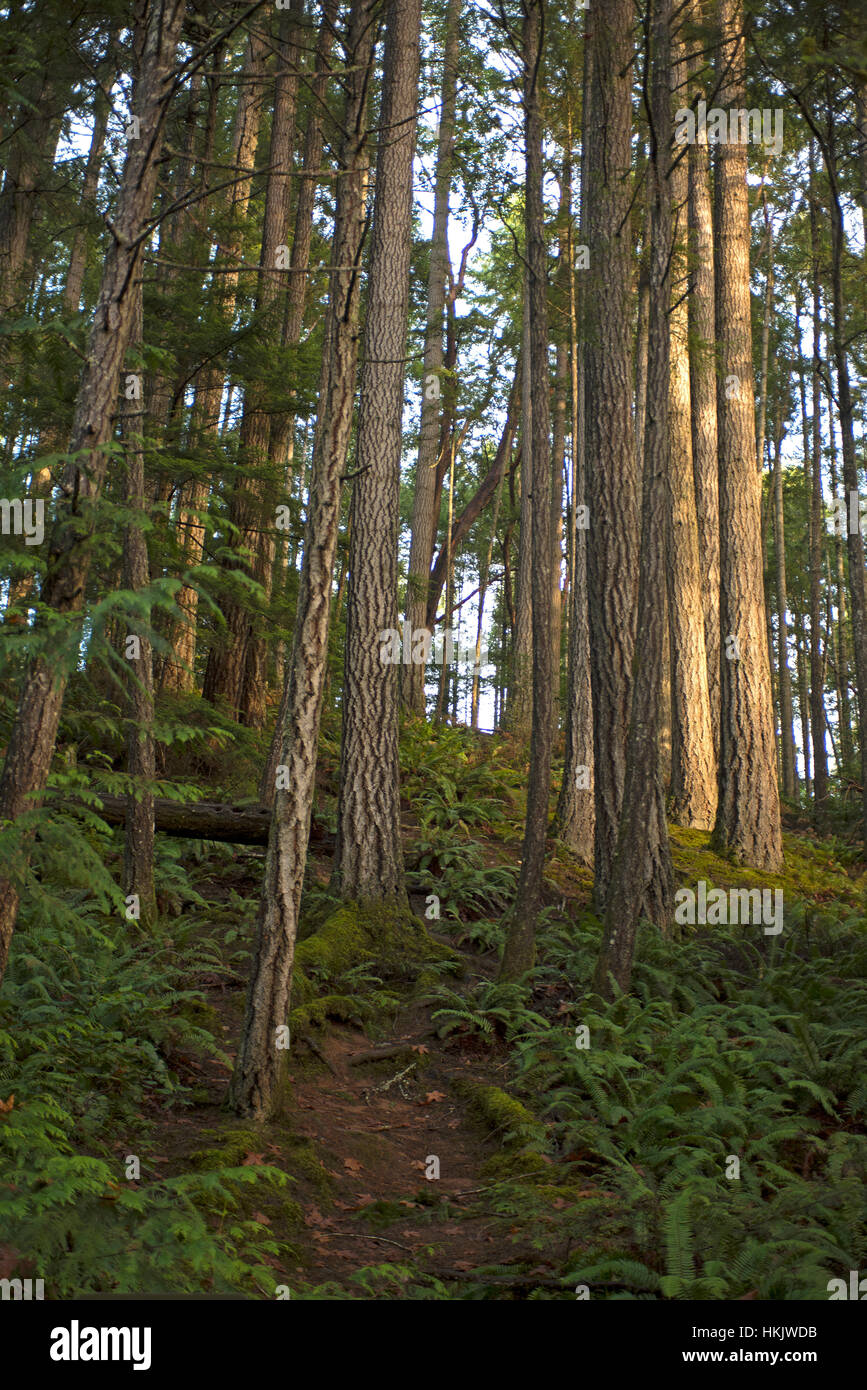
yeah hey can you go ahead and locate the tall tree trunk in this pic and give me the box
[505,268,534,740]
[121,281,156,927]
[666,24,716,828]
[595,0,674,997]
[826,390,853,767]
[0,0,187,986]
[687,0,721,758]
[403,0,461,716]
[585,0,639,907]
[471,461,504,729]
[228,0,377,1120]
[808,144,829,808]
[555,36,594,864]
[333,0,422,902]
[772,416,797,797]
[711,0,782,871]
[500,0,555,980]
[794,604,812,799]
[822,84,867,850]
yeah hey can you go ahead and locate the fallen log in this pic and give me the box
[58,794,335,848]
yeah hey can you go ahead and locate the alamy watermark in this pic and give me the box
[674,880,783,935]
[0,497,44,545]
[675,100,784,157]
[379,622,487,667]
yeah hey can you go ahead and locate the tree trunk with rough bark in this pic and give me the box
[666,24,716,829]
[585,0,640,908]
[404,0,460,716]
[687,0,721,758]
[229,0,377,1120]
[121,281,156,927]
[595,0,675,998]
[711,0,782,871]
[807,144,829,809]
[500,0,554,981]
[333,0,421,904]
[555,42,594,863]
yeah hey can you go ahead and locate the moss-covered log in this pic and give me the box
[60,794,334,847]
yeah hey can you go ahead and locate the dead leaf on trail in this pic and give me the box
[305,1207,333,1229]
[251,1211,272,1226]
[410,1159,427,1171]
[0,1095,14,1113]
[422,1091,447,1105]
[410,1045,429,1055]
[343,1156,363,1174]
[242,1152,266,1166]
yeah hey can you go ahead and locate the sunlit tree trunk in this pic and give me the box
[711,0,782,871]
[334,0,422,902]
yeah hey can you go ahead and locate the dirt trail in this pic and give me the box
[148,909,540,1297]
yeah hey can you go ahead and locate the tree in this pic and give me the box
[0,0,188,985]
[334,0,422,903]
[594,0,675,997]
[712,0,783,871]
[229,0,378,1121]
[687,0,721,756]
[403,0,461,717]
[666,15,716,829]
[584,0,640,907]
[500,0,555,979]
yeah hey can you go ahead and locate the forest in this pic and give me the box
[0,0,865,1314]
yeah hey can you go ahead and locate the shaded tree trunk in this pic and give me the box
[808,144,829,808]
[772,418,797,798]
[500,0,555,980]
[403,0,461,716]
[585,0,640,907]
[121,281,156,927]
[595,0,674,997]
[555,41,594,864]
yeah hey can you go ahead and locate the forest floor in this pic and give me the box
[3,713,866,1300]
[142,856,556,1299]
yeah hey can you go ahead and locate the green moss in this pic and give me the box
[177,998,220,1032]
[190,1128,262,1171]
[291,993,373,1032]
[295,901,455,983]
[669,825,862,912]
[454,1080,545,1151]
[480,1150,552,1180]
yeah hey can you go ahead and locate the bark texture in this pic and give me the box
[334,0,422,902]
[711,0,783,871]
